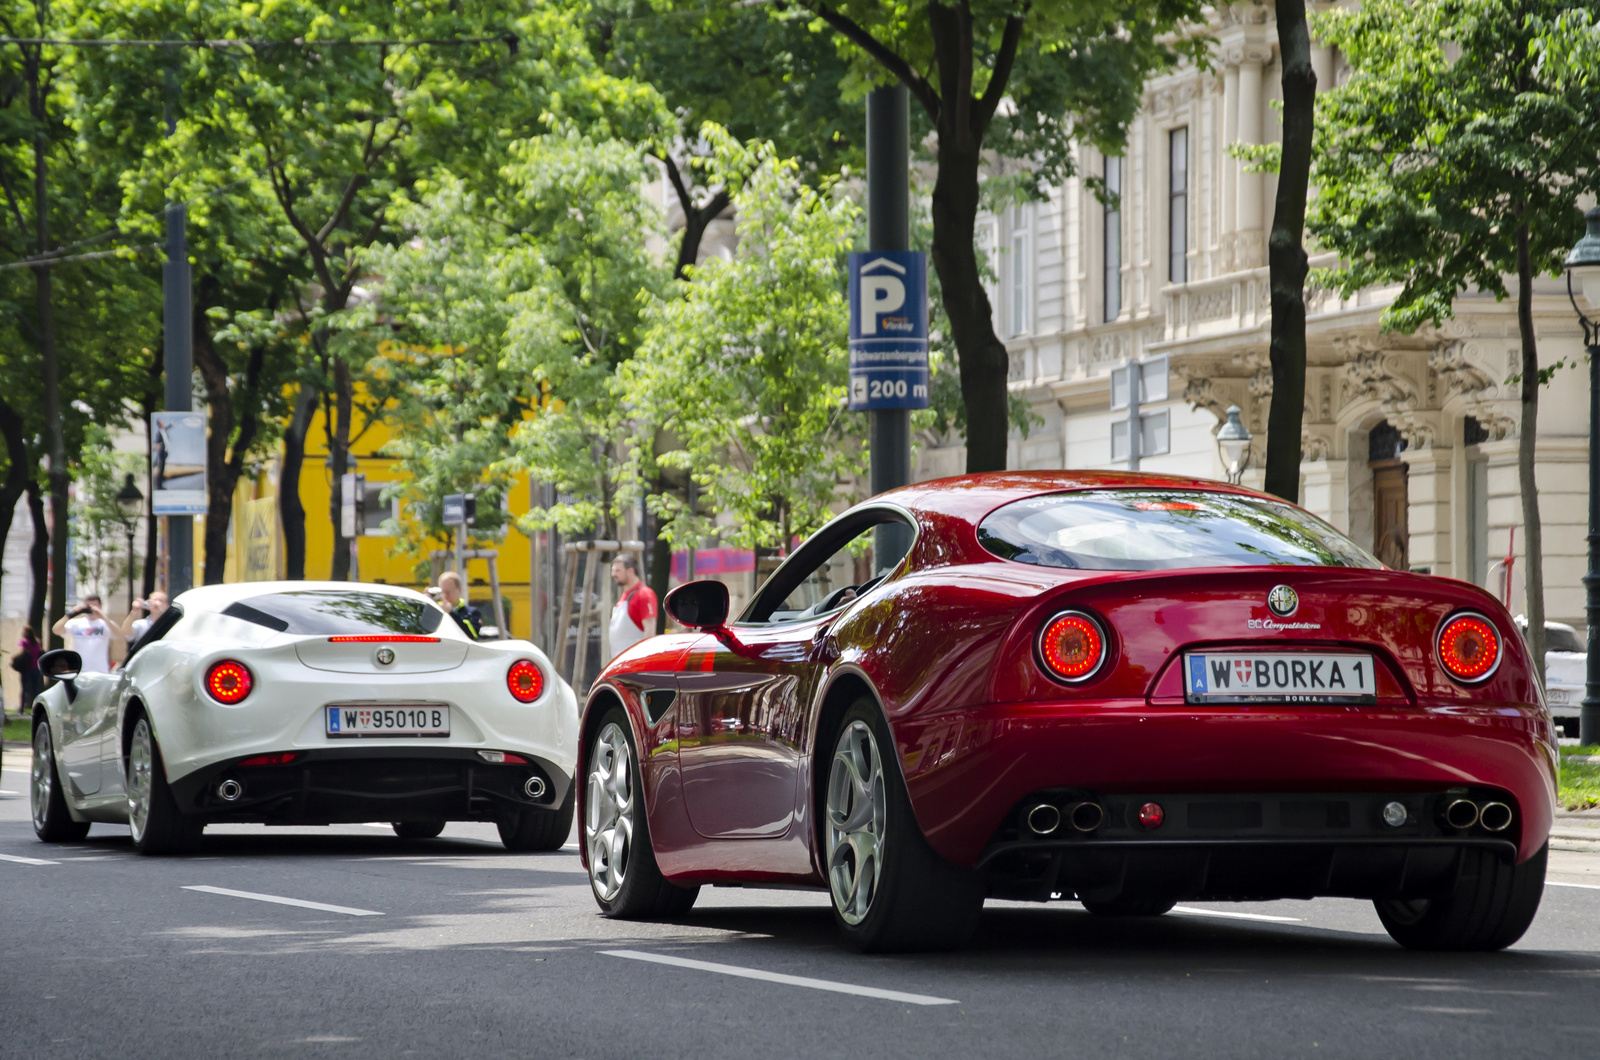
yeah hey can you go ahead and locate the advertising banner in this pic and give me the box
[239,496,280,581]
[149,411,208,515]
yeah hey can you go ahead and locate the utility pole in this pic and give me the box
[865,85,917,567]
[163,178,193,596]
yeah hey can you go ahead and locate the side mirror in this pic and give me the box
[664,580,730,631]
[39,649,82,681]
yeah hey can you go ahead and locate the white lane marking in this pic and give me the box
[0,852,58,866]
[0,789,20,795]
[602,949,957,1006]
[362,823,393,830]
[1170,905,1305,923]
[1548,881,1600,891]
[183,885,383,917]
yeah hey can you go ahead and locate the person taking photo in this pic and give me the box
[50,594,119,673]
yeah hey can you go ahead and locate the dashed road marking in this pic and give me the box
[183,885,383,917]
[1170,905,1305,923]
[602,949,958,1006]
[0,852,58,866]
[1548,881,1600,892]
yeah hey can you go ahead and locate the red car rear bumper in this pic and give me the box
[895,701,1557,869]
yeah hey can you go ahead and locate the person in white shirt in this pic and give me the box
[50,594,120,673]
[607,555,658,661]
[120,590,169,648]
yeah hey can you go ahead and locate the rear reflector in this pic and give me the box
[1037,611,1108,683]
[327,635,441,643]
[1437,612,1500,683]
[1139,802,1165,829]
[477,750,530,765]
[507,659,544,703]
[237,753,299,767]
[205,660,253,704]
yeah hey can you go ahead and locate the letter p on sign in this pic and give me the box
[860,276,905,336]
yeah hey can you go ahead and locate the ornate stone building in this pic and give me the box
[916,4,1591,627]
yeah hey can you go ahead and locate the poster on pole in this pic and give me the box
[149,411,208,515]
[847,251,930,411]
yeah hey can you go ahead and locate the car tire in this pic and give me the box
[498,788,575,852]
[392,820,447,840]
[31,713,90,843]
[584,708,698,919]
[823,697,985,953]
[1374,842,1546,951]
[127,715,203,856]
[1080,896,1177,917]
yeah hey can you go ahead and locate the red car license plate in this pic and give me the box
[1185,653,1376,704]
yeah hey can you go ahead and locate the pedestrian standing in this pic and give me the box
[438,571,483,641]
[120,590,169,649]
[607,555,658,661]
[13,625,42,713]
[50,594,120,673]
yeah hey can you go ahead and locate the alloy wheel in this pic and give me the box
[31,722,53,833]
[127,719,154,844]
[586,722,634,902]
[825,719,887,925]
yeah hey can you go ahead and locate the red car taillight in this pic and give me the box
[205,660,253,704]
[1037,611,1108,683]
[507,659,544,703]
[237,753,298,767]
[1437,612,1501,684]
[327,635,440,643]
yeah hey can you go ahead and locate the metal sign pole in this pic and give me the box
[163,202,193,595]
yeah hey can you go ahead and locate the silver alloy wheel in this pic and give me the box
[825,719,887,926]
[586,722,634,902]
[127,718,154,844]
[31,721,53,832]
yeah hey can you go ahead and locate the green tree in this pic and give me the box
[626,128,865,555]
[1308,0,1600,677]
[796,0,1205,472]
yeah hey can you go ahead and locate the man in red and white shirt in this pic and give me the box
[608,555,658,660]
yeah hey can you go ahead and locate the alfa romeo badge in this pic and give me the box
[1267,584,1299,618]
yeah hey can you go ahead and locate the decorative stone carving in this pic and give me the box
[1302,431,1334,462]
[1248,366,1273,399]
[1088,331,1130,365]
[1428,341,1496,400]
[1343,344,1418,409]
[1193,289,1235,321]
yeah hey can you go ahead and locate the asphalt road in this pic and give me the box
[5,751,1600,1060]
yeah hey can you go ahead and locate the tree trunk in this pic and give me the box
[280,386,319,580]
[648,476,671,634]
[1514,221,1545,684]
[0,398,28,573]
[141,352,162,596]
[26,478,47,633]
[928,137,1009,473]
[34,229,66,647]
[193,300,234,584]
[1263,0,1315,503]
[328,358,354,581]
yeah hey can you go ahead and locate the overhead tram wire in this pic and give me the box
[0,35,518,51]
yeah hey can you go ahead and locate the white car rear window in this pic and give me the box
[223,591,448,636]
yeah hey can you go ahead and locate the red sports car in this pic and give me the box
[579,472,1555,952]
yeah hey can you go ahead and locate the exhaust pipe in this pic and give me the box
[1478,801,1513,832]
[523,775,548,800]
[217,778,244,803]
[1026,803,1061,835]
[1443,798,1480,830]
[1067,801,1104,833]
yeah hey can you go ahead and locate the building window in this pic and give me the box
[1010,205,1028,336]
[1104,155,1122,322]
[979,219,999,331]
[1169,127,1188,284]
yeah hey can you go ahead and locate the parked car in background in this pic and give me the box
[1516,618,1584,737]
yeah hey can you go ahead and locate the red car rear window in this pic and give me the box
[977,490,1383,571]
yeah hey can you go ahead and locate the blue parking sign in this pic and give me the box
[848,251,929,410]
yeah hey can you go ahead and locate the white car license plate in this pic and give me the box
[326,705,450,737]
[1185,653,1376,704]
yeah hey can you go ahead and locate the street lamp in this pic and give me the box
[115,472,144,614]
[1216,405,1253,485]
[1563,205,1600,746]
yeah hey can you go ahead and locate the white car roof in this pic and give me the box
[171,581,432,616]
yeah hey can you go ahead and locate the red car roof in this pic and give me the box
[878,470,1264,525]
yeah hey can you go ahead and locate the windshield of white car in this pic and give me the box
[977,489,1383,571]
[222,591,447,636]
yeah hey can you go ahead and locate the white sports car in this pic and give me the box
[30,581,578,854]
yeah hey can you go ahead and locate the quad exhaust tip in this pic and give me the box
[1067,801,1104,833]
[1026,803,1061,835]
[523,776,547,800]
[217,778,244,803]
[1443,798,1480,830]
[1478,801,1513,832]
